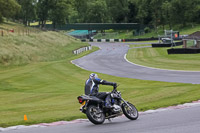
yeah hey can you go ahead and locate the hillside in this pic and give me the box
[0,21,88,66]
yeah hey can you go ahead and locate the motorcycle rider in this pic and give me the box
[85,73,117,109]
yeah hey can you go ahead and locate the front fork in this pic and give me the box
[121,98,133,111]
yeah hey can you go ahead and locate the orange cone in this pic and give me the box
[24,115,28,121]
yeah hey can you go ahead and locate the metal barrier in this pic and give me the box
[39,23,143,30]
[81,38,158,42]
[73,46,92,55]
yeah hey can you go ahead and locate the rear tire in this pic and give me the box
[122,102,138,120]
[86,105,105,124]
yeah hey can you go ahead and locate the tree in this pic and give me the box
[162,1,173,29]
[136,0,152,25]
[185,0,200,27]
[16,0,37,26]
[150,0,164,30]
[106,0,129,23]
[127,0,138,23]
[49,0,70,28]
[0,0,20,22]
[193,4,200,23]
[170,0,191,27]
[37,0,54,28]
[84,0,109,23]
[73,0,88,22]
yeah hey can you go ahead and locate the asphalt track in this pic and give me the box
[72,42,200,84]
[3,105,200,133]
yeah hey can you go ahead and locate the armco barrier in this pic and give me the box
[73,46,92,55]
[81,37,159,42]
[167,48,200,54]
[81,39,121,42]
[152,41,183,47]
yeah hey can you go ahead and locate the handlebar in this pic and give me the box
[113,84,119,91]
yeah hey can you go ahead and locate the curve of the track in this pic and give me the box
[72,42,200,84]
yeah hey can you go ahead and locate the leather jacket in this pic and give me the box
[85,77,116,95]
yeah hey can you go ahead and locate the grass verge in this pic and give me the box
[127,46,200,71]
[129,44,152,48]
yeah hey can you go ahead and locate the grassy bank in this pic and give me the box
[0,21,88,66]
[127,45,200,71]
[1,22,200,127]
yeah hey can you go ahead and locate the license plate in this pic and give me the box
[80,101,86,109]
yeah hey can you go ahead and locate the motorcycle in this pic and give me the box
[77,86,138,124]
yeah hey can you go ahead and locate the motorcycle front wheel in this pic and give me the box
[122,102,138,120]
[86,105,105,124]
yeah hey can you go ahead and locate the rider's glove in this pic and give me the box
[113,83,117,88]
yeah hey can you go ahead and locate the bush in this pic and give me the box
[144,27,151,33]
[132,30,135,36]
[0,13,3,23]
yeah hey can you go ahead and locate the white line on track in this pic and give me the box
[70,61,85,70]
[124,54,200,73]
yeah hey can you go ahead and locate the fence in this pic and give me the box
[73,46,92,55]
[94,32,119,39]
[35,23,143,30]
[0,28,40,37]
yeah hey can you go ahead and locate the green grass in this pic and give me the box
[0,47,100,127]
[1,54,200,127]
[129,44,152,48]
[0,22,88,66]
[1,22,200,127]
[127,46,200,71]
[30,21,52,26]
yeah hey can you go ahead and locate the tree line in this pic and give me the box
[1,0,200,29]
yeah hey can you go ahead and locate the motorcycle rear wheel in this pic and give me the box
[122,102,138,120]
[86,105,105,124]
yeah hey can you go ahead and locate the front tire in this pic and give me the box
[122,102,138,120]
[86,105,105,124]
